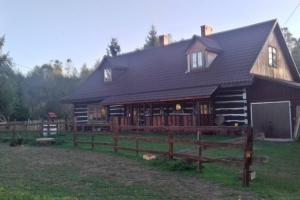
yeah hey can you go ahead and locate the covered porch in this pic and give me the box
[102,85,218,127]
[109,99,215,127]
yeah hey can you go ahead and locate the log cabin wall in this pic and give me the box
[74,104,88,124]
[213,87,248,126]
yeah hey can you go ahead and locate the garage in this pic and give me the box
[250,101,292,139]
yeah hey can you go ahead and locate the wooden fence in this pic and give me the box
[0,121,253,186]
[72,122,254,187]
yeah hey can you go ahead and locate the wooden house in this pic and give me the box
[62,19,300,140]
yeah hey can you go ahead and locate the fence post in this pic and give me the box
[168,128,174,160]
[73,118,78,147]
[40,120,44,137]
[91,132,95,150]
[113,126,119,153]
[243,128,253,187]
[197,129,203,172]
[136,126,139,156]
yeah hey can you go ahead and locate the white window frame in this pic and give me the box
[104,68,112,82]
[191,53,197,69]
[197,52,203,68]
[189,51,205,70]
[268,46,277,68]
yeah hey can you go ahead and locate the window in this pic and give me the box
[268,46,277,67]
[104,68,112,82]
[192,53,197,68]
[200,104,209,115]
[88,105,107,121]
[197,52,203,67]
[190,51,204,69]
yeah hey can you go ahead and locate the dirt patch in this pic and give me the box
[0,144,256,199]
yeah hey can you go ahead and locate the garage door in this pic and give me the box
[251,101,292,139]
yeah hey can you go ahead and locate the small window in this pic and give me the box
[197,52,203,67]
[88,105,107,121]
[268,46,277,67]
[190,51,204,69]
[104,68,112,82]
[192,53,197,68]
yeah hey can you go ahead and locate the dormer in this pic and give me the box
[103,57,128,83]
[186,33,221,73]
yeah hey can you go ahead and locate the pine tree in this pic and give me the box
[106,38,121,57]
[144,25,159,49]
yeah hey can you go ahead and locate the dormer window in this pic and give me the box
[187,51,205,72]
[104,68,112,82]
[191,52,203,69]
[268,46,277,67]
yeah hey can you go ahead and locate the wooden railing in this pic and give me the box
[72,123,254,187]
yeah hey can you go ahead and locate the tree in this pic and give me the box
[0,35,16,121]
[282,27,297,52]
[52,59,63,77]
[144,25,159,49]
[79,63,92,80]
[106,38,121,57]
[281,27,300,70]
[292,38,300,70]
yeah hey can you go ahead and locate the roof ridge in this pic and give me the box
[106,19,277,59]
[109,37,192,59]
[209,19,277,37]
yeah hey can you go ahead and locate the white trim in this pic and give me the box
[109,105,123,108]
[74,108,88,111]
[110,113,124,115]
[250,100,292,140]
[215,106,247,111]
[216,94,244,98]
[226,119,248,123]
[76,120,88,123]
[222,113,247,117]
[74,111,88,114]
[215,100,247,104]
[109,108,125,111]
[242,90,247,100]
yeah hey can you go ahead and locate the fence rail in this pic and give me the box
[72,123,254,187]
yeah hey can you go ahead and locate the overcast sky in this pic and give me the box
[1,0,300,74]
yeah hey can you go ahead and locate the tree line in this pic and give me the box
[0,39,95,121]
[1,26,300,122]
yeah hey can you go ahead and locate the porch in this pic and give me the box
[109,99,215,127]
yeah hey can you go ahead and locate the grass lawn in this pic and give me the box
[0,131,300,199]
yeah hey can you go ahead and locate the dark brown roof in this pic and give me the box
[63,19,281,104]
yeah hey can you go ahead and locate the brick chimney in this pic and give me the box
[201,25,213,37]
[159,34,171,46]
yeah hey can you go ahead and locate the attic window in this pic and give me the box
[191,52,203,69]
[268,46,277,67]
[187,51,205,72]
[104,68,112,82]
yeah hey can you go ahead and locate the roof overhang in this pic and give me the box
[60,96,104,104]
[101,85,218,105]
[254,75,300,89]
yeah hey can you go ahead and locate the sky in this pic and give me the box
[1,0,300,74]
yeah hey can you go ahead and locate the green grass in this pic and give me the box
[1,131,300,199]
